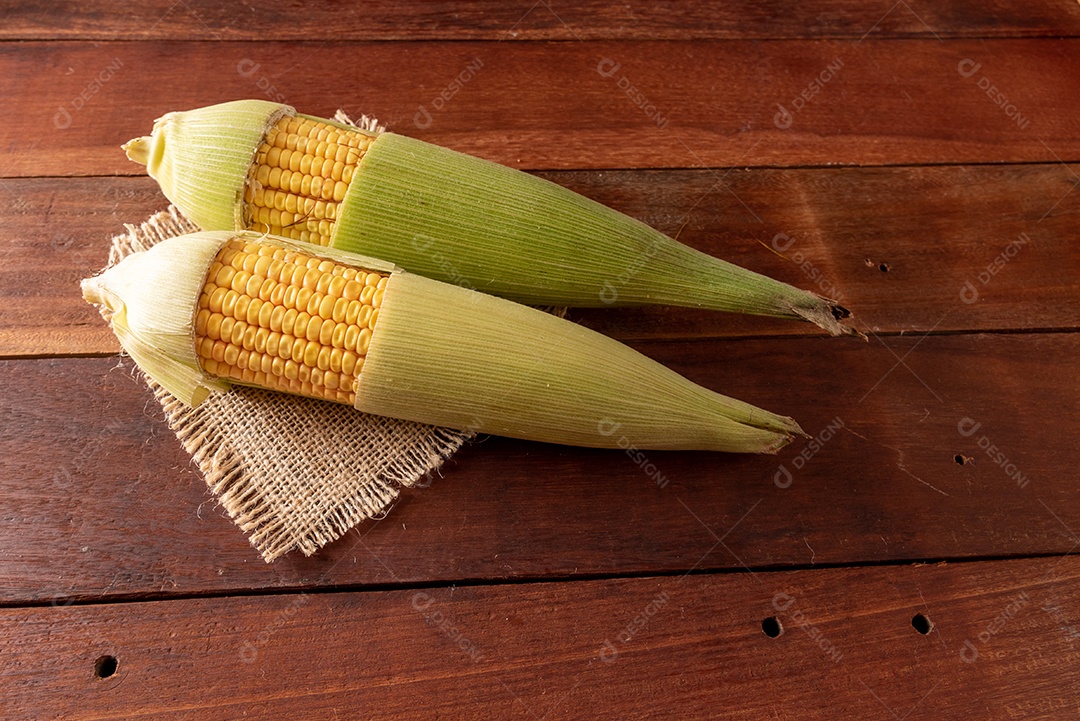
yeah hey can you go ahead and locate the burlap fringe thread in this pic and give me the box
[100,204,473,562]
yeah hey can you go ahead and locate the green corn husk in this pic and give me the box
[81,230,805,453]
[123,99,859,337]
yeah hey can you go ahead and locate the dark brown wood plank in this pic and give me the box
[0,178,163,357]
[2,332,1077,602]
[6,39,1080,177]
[564,162,1080,339]
[4,165,1074,357]
[4,555,1078,719]
[3,0,1078,40]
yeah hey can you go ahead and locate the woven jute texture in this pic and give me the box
[97,194,473,561]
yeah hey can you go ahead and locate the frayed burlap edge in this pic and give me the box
[98,204,473,562]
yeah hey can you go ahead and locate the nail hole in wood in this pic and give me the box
[93,655,118,679]
[912,613,933,635]
[878,263,890,272]
[761,617,783,638]
[954,454,966,465]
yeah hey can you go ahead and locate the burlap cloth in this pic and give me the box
[94,111,474,562]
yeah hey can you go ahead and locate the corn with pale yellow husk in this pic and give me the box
[81,230,805,453]
[123,99,858,337]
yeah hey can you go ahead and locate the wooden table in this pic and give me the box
[3,2,1079,718]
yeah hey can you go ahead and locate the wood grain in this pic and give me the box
[3,332,1076,603]
[0,178,163,357]
[6,3,1078,716]
[4,555,1078,719]
[2,0,1079,40]
[3,165,1076,357]
[6,39,1080,177]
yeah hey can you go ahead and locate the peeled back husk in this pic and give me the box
[82,230,805,453]
[124,100,859,337]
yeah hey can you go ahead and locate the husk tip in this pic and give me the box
[760,431,796,455]
[80,276,104,306]
[787,417,809,440]
[122,136,152,166]
[792,298,866,340]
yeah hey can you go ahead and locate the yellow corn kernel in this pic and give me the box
[194,309,210,336]
[193,238,388,404]
[243,116,374,247]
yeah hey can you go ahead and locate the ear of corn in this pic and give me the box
[243,114,375,247]
[123,100,294,232]
[193,237,386,406]
[83,231,804,453]
[125,100,859,337]
[357,270,800,451]
[81,231,235,406]
[81,230,394,407]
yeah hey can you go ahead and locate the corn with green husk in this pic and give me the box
[123,100,858,337]
[81,230,805,453]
